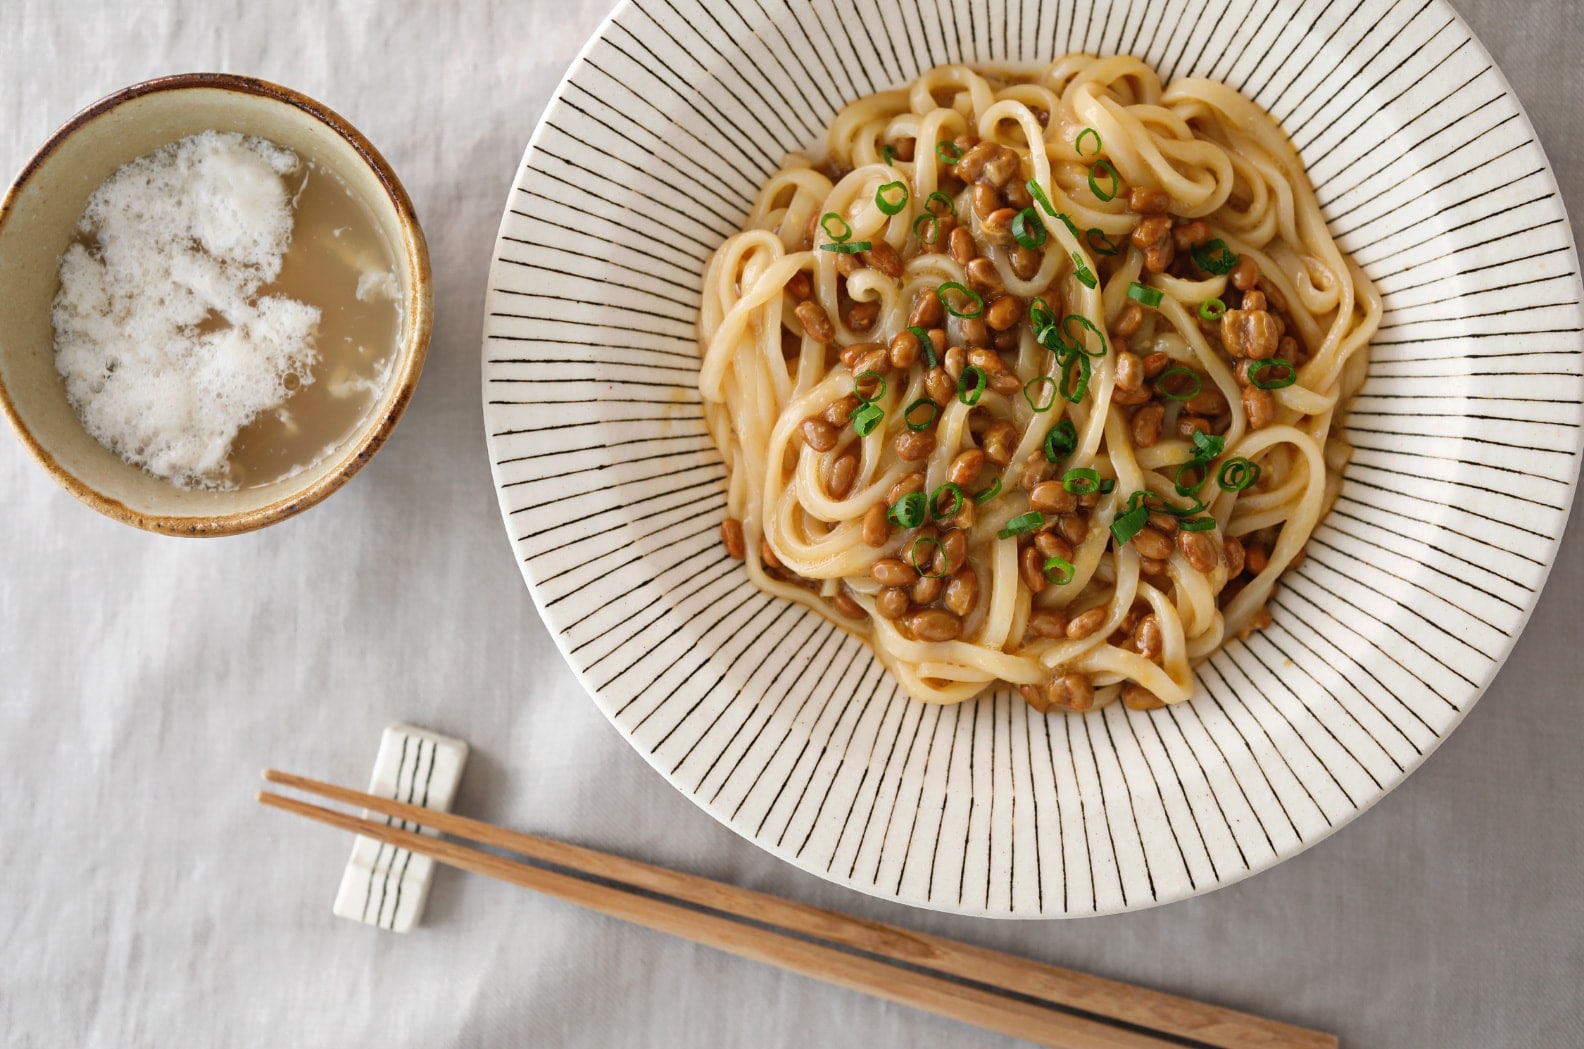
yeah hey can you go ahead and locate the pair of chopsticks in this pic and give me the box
[258,770,1335,1049]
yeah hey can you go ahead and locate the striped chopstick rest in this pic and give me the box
[331,724,469,932]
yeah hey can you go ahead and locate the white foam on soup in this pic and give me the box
[51,130,321,490]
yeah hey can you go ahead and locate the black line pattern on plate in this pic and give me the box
[479,0,1584,915]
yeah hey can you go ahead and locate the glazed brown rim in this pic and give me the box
[0,72,434,537]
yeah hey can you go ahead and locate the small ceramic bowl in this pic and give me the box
[0,73,432,536]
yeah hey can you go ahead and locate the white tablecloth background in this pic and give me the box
[3,2,1581,1046]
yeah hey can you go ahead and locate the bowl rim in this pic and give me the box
[0,71,434,537]
[479,0,1584,916]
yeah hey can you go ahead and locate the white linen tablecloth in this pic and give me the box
[2,2,1581,1046]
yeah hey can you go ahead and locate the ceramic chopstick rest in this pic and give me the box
[331,723,469,932]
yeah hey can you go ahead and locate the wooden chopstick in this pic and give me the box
[259,769,1336,1049]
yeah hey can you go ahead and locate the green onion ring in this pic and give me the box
[1061,314,1109,357]
[820,212,852,242]
[1087,228,1120,256]
[997,511,1045,540]
[1012,207,1048,250]
[1043,419,1077,463]
[1217,457,1262,492]
[1062,467,1101,495]
[936,140,963,165]
[1127,281,1163,309]
[1075,127,1102,157]
[1199,297,1227,321]
[888,490,927,529]
[911,213,942,244]
[1059,351,1092,402]
[1043,556,1076,586]
[925,190,956,216]
[881,144,896,166]
[937,281,985,319]
[1027,178,1058,216]
[1087,159,1121,203]
[909,535,948,578]
[1191,238,1239,276]
[1180,516,1218,532]
[957,365,986,406]
[929,482,964,520]
[1190,430,1226,462]
[875,181,909,216]
[850,401,885,436]
[853,370,886,403]
[907,324,938,369]
[973,478,1002,504]
[1173,461,1208,497]
[1070,253,1098,289]
[1028,297,1057,331]
[904,397,939,432]
[1024,376,1059,413]
[1247,358,1298,390]
[1153,366,1201,402]
[818,241,871,254]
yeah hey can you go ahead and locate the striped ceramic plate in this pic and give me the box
[482,0,1584,916]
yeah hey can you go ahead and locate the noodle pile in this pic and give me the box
[698,56,1379,711]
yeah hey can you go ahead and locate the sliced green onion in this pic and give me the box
[1028,297,1058,331]
[937,281,985,319]
[1247,359,1297,390]
[929,482,964,520]
[881,144,897,166]
[1218,457,1261,492]
[907,324,938,369]
[1087,159,1121,203]
[1024,376,1059,413]
[888,490,927,529]
[909,535,948,578]
[1070,253,1098,289]
[957,365,986,405]
[1061,315,1109,358]
[1127,282,1163,309]
[820,212,852,242]
[853,371,887,403]
[904,398,939,432]
[875,181,909,215]
[1199,297,1227,321]
[1012,207,1048,250]
[1043,419,1077,463]
[973,478,1002,504]
[1062,467,1101,496]
[1086,228,1119,256]
[1191,238,1239,276]
[1190,430,1226,462]
[1145,494,1208,518]
[925,190,956,217]
[1027,178,1057,216]
[1059,351,1092,402]
[1173,461,1207,497]
[1056,212,1082,239]
[1075,127,1102,157]
[1180,516,1218,532]
[850,401,885,436]
[1154,366,1201,402]
[1098,478,1116,494]
[1110,503,1150,546]
[997,511,1044,540]
[1043,556,1076,586]
[819,241,872,254]
[936,140,963,164]
[912,213,942,244]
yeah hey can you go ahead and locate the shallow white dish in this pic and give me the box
[482,0,1584,916]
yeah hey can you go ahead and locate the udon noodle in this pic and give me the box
[698,56,1379,712]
